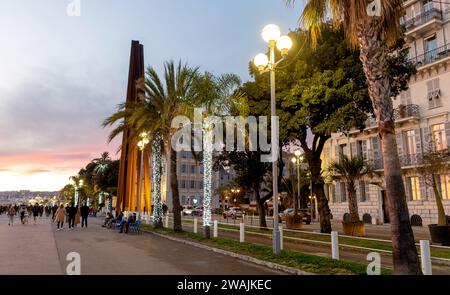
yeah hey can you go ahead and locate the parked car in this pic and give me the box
[222,207,245,219]
[182,206,194,216]
[279,208,311,224]
[193,206,203,216]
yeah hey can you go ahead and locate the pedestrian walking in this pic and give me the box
[80,203,89,228]
[7,205,15,226]
[55,204,66,230]
[67,203,77,230]
[74,206,81,228]
[19,205,26,224]
[32,203,40,225]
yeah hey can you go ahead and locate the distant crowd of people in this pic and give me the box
[0,203,97,229]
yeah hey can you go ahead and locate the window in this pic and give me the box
[181,180,186,189]
[424,36,438,64]
[408,177,422,201]
[404,130,417,155]
[439,174,450,200]
[432,124,447,151]
[400,89,412,106]
[200,165,204,174]
[182,196,186,205]
[340,182,347,202]
[359,181,366,202]
[190,180,196,189]
[190,165,196,174]
[427,78,442,109]
[198,180,203,188]
[181,164,187,174]
[339,144,348,160]
[422,0,434,12]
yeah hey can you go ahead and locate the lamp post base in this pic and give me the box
[272,228,281,255]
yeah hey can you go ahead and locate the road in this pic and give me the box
[0,215,283,275]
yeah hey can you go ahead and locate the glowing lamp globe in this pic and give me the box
[262,24,281,43]
[294,150,302,157]
[291,157,297,164]
[254,53,269,71]
[277,35,293,56]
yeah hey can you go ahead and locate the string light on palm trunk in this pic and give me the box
[203,123,213,228]
[151,136,164,226]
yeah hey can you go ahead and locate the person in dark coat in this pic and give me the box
[80,203,90,228]
[67,203,77,230]
[32,204,40,224]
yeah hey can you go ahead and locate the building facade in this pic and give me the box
[324,0,450,225]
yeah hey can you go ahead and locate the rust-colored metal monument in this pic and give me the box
[116,40,151,214]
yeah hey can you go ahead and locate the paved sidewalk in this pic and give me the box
[0,215,62,275]
[0,215,283,275]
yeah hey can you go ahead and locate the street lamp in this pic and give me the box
[231,188,241,207]
[291,150,304,212]
[137,131,150,221]
[254,24,293,255]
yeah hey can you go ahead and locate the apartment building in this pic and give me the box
[323,0,450,226]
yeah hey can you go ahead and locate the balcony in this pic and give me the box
[401,8,443,37]
[393,104,420,122]
[358,104,420,135]
[410,43,450,69]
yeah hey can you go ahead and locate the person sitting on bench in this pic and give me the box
[119,213,136,234]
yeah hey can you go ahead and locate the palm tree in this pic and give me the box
[93,152,111,174]
[287,0,421,274]
[328,156,374,223]
[190,72,241,237]
[104,60,198,231]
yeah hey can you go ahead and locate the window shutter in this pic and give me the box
[362,140,368,160]
[415,128,422,157]
[422,127,431,152]
[351,142,357,158]
[420,176,427,201]
[427,80,435,109]
[445,122,450,149]
[335,182,341,203]
[396,132,404,158]
[372,137,382,168]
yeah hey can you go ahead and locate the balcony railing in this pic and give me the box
[393,104,420,120]
[364,104,420,129]
[410,43,450,68]
[401,8,442,31]
[370,153,422,171]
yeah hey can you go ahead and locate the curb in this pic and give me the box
[142,229,313,275]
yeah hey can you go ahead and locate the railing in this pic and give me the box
[410,43,450,68]
[394,104,420,120]
[401,8,442,31]
[399,154,422,167]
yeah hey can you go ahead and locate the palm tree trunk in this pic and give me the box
[311,159,332,233]
[255,187,268,229]
[170,148,182,232]
[358,19,421,275]
[152,138,164,229]
[431,174,447,226]
[347,181,360,223]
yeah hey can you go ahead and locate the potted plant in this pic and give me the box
[416,151,450,245]
[329,155,375,237]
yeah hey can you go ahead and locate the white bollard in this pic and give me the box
[213,220,218,238]
[240,223,245,243]
[193,218,198,234]
[279,225,284,250]
[331,231,340,260]
[165,215,169,228]
[420,240,432,275]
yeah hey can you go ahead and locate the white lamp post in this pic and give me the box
[254,24,293,255]
[137,131,150,221]
[291,150,304,211]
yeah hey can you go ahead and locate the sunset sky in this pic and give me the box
[0,0,302,191]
